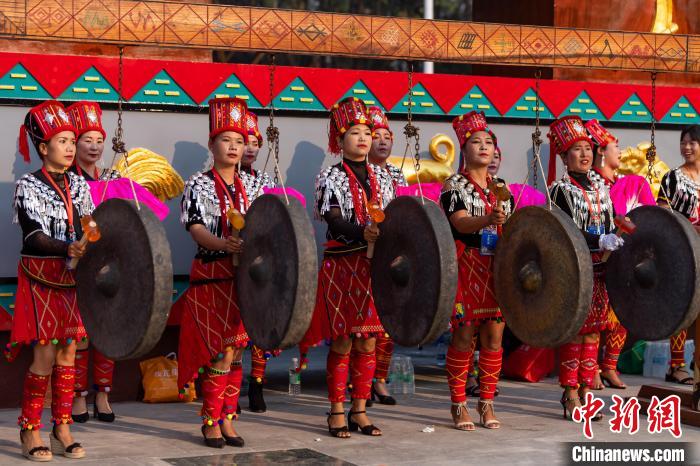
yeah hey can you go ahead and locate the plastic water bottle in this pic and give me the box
[404,356,416,396]
[436,337,447,367]
[288,358,301,396]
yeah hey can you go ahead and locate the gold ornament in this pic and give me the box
[387,133,456,184]
[113,148,185,201]
[618,141,670,198]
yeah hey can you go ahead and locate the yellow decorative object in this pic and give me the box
[387,133,456,184]
[114,148,185,201]
[651,0,678,34]
[618,141,671,198]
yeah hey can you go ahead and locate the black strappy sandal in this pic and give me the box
[326,411,350,438]
[50,425,86,458]
[222,433,245,447]
[20,430,52,462]
[347,410,382,436]
[200,425,225,449]
[666,365,694,385]
[371,386,397,405]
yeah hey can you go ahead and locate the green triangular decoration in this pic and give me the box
[172,278,190,303]
[560,91,604,120]
[661,97,699,125]
[0,282,17,318]
[390,83,443,115]
[504,88,554,119]
[0,64,50,100]
[202,74,262,108]
[272,77,325,111]
[130,70,195,106]
[340,80,384,109]
[58,67,119,102]
[610,93,652,123]
[448,85,499,117]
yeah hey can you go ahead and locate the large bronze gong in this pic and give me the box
[607,205,700,340]
[237,194,317,349]
[370,196,457,347]
[76,198,173,360]
[494,206,593,348]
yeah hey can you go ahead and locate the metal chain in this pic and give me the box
[263,54,288,203]
[112,47,126,156]
[263,54,279,181]
[401,62,423,201]
[105,46,140,209]
[531,69,542,190]
[647,71,658,180]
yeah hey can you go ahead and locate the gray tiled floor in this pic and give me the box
[0,346,698,465]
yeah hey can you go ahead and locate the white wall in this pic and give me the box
[0,105,685,276]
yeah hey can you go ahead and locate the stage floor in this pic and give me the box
[0,346,698,465]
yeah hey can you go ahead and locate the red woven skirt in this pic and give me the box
[176,257,249,391]
[301,250,384,350]
[579,254,611,335]
[451,245,503,329]
[5,256,86,361]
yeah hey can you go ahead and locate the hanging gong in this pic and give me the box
[370,196,457,347]
[493,206,593,348]
[606,205,700,341]
[237,194,318,349]
[76,198,173,360]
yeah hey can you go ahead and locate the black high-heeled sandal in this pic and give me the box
[600,373,626,389]
[201,425,225,449]
[371,386,397,406]
[560,392,580,421]
[50,425,86,459]
[248,376,267,413]
[347,410,382,436]
[72,411,89,423]
[326,412,350,438]
[578,389,604,422]
[94,403,115,423]
[222,433,245,447]
[20,429,52,462]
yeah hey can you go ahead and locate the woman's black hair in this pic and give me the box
[680,124,700,143]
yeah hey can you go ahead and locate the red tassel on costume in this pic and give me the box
[602,324,627,371]
[559,343,582,388]
[201,368,230,424]
[350,350,376,400]
[446,345,471,403]
[74,349,89,396]
[92,348,115,392]
[19,371,49,430]
[579,343,599,388]
[51,365,76,425]
[326,350,350,403]
[669,329,687,368]
[250,345,267,382]
[19,125,30,163]
[222,362,243,420]
[478,348,503,400]
[373,335,394,382]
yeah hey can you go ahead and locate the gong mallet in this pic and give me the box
[366,201,385,259]
[67,215,101,270]
[488,179,512,210]
[488,179,511,234]
[226,208,245,266]
[601,216,636,262]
